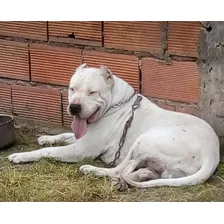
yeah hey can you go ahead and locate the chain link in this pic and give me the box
[108,91,136,110]
[106,95,143,167]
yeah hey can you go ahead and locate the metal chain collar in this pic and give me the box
[108,91,136,110]
[106,94,143,167]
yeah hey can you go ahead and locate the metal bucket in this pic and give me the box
[0,114,16,150]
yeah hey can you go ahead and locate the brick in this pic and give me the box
[30,44,82,86]
[141,58,200,103]
[12,85,62,125]
[168,22,201,57]
[175,106,193,114]
[0,40,29,80]
[0,83,12,114]
[104,22,162,53]
[0,21,47,41]
[62,91,72,127]
[83,50,139,91]
[49,21,102,46]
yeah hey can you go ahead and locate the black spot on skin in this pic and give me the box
[192,156,195,159]
[182,129,186,132]
[178,161,181,163]
[173,138,175,140]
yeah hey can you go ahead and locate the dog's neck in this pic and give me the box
[110,75,135,108]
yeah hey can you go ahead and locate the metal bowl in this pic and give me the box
[0,114,16,150]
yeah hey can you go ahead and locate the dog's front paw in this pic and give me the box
[8,152,31,164]
[37,135,56,146]
[111,177,128,191]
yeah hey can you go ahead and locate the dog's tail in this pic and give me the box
[122,157,219,188]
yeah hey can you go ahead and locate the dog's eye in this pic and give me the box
[89,91,97,95]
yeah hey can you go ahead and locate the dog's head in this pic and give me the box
[67,63,114,139]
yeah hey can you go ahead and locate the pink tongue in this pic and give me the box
[71,116,87,139]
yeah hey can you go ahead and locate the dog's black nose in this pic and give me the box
[69,104,82,116]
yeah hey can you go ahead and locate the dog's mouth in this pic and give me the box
[71,108,100,140]
[87,108,100,124]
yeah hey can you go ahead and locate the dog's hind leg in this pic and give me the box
[37,133,75,146]
[79,136,143,178]
[79,158,139,178]
[111,168,160,191]
[79,143,140,178]
[125,168,160,182]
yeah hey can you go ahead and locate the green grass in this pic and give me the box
[0,125,224,202]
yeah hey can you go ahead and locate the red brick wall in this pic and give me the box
[0,21,201,126]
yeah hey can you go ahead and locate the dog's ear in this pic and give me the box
[100,65,114,86]
[76,63,88,72]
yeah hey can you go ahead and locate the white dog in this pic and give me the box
[8,64,220,189]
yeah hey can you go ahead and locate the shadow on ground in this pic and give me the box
[0,125,224,202]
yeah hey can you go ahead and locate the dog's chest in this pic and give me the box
[91,100,156,164]
[100,144,127,165]
[99,114,148,164]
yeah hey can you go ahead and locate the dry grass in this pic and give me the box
[0,125,224,202]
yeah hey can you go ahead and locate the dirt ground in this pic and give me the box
[0,122,224,202]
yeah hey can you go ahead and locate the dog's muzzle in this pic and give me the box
[69,104,82,116]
